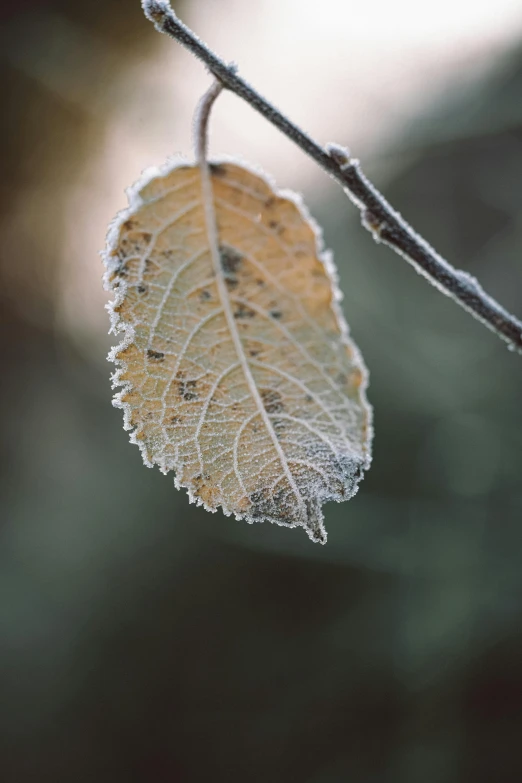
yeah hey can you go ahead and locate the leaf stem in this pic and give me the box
[142,0,522,354]
[193,80,223,165]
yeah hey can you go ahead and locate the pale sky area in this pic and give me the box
[53,0,522,346]
[128,0,522,181]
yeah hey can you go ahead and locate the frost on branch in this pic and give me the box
[103,158,372,543]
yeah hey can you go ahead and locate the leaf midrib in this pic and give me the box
[197,163,307,524]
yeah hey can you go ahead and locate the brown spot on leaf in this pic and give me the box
[234,303,255,319]
[219,245,243,275]
[147,349,164,361]
[261,388,284,414]
[210,163,227,177]
[270,309,283,320]
[113,258,128,278]
[268,219,285,236]
[272,418,285,438]
[178,379,198,401]
[220,245,244,290]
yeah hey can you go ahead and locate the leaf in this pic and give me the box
[103,158,372,543]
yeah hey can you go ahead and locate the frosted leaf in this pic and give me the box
[103,158,372,543]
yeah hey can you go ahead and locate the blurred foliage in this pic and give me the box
[0,0,521,781]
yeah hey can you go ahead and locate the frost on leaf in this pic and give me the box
[103,158,372,543]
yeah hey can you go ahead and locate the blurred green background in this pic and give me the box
[1,1,521,781]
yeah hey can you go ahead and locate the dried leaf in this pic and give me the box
[103,158,372,543]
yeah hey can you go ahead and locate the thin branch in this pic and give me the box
[142,0,522,354]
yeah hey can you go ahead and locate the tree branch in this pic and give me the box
[142,0,522,354]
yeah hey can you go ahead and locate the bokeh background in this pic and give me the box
[1,0,522,780]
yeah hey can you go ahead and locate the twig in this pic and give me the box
[142,0,522,354]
